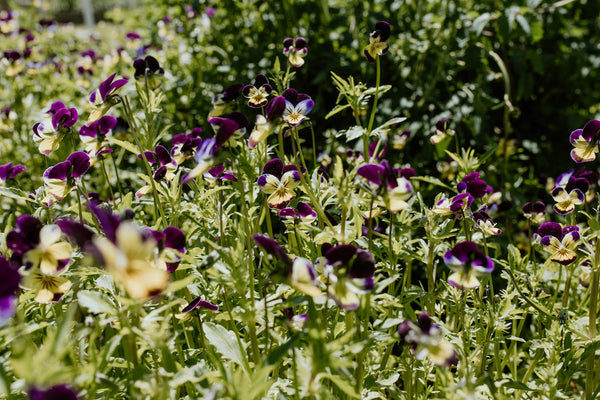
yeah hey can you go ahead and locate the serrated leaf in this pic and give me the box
[203,322,247,368]
[77,290,117,315]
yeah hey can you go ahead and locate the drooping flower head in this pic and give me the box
[257,158,301,209]
[283,37,308,68]
[357,160,414,213]
[550,170,588,215]
[209,83,243,118]
[430,119,455,145]
[175,296,219,321]
[278,201,317,226]
[242,74,272,108]
[136,145,177,198]
[522,201,546,224]
[0,162,25,186]
[88,73,128,123]
[398,312,458,367]
[570,119,600,163]
[457,172,492,199]
[248,95,286,148]
[171,128,202,165]
[204,164,236,185]
[472,208,501,236]
[146,226,186,273]
[41,152,90,207]
[443,241,494,289]
[133,55,164,89]
[33,102,78,155]
[536,222,579,265]
[281,88,314,127]
[322,244,375,310]
[364,21,390,62]
[431,193,473,217]
[254,234,321,297]
[79,115,117,164]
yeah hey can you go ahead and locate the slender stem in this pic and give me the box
[364,56,381,163]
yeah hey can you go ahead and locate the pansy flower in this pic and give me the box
[7,215,73,276]
[278,201,317,226]
[171,128,202,165]
[0,162,25,185]
[523,201,546,224]
[281,88,314,127]
[364,21,391,62]
[357,160,414,213]
[430,119,455,145]
[175,296,219,321]
[41,152,90,207]
[457,172,492,199]
[33,102,78,155]
[90,205,169,300]
[322,244,375,310]
[88,73,128,123]
[136,145,177,198]
[248,96,286,148]
[254,234,322,297]
[536,222,579,265]
[146,226,186,273]
[392,129,411,150]
[209,83,243,118]
[398,312,458,367]
[550,171,588,215]
[431,193,473,216]
[257,158,301,209]
[133,55,164,89]
[443,241,494,290]
[0,256,20,325]
[570,119,600,163]
[242,74,273,108]
[210,111,249,147]
[182,116,241,184]
[29,384,79,400]
[283,37,308,68]
[204,164,236,185]
[472,208,501,236]
[79,115,117,164]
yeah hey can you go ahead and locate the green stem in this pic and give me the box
[364,56,381,163]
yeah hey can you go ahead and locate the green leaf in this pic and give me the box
[503,380,535,391]
[273,56,281,74]
[322,373,360,398]
[371,117,407,136]
[325,103,352,119]
[203,322,247,369]
[77,290,117,315]
[0,186,36,203]
[339,125,366,141]
[472,13,491,36]
[265,333,301,365]
[515,14,530,37]
[107,136,140,155]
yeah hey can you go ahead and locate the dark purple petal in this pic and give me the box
[538,222,563,240]
[44,161,70,180]
[254,73,269,88]
[90,204,121,243]
[29,385,79,400]
[283,37,294,49]
[278,208,297,218]
[207,164,225,177]
[445,241,479,264]
[153,165,167,181]
[581,119,600,141]
[221,83,243,102]
[357,164,384,186]
[325,244,357,267]
[154,145,172,165]
[0,256,20,298]
[348,249,375,278]
[56,219,94,249]
[417,312,434,334]
[282,88,298,104]
[133,58,146,78]
[261,158,284,178]
[96,115,117,135]
[67,152,91,178]
[164,227,186,252]
[296,202,316,219]
[294,37,307,49]
[253,234,291,265]
[209,118,240,149]
[373,21,391,41]
[181,296,218,313]
[242,84,256,98]
[224,112,249,130]
[47,101,66,114]
[266,96,286,120]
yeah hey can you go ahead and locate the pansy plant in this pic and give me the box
[550,170,588,215]
[281,88,314,127]
[523,201,546,225]
[171,128,202,165]
[357,159,414,213]
[283,37,308,68]
[136,145,177,198]
[321,243,375,310]
[133,55,164,90]
[248,96,285,148]
[33,101,78,155]
[78,115,117,164]
[570,119,600,163]
[278,201,317,227]
[88,73,128,123]
[364,21,390,62]
[472,208,501,236]
[536,222,579,265]
[209,83,243,118]
[257,158,301,209]
[443,241,494,290]
[242,74,272,108]
[41,152,90,207]
[0,162,25,186]
[398,312,458,367]
[430,118,455,145]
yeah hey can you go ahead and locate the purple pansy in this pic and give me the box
[254,234,321,297]
[79,115,117,163]
[281,88,314,127]
[41,152,90,207]
[171,128,202,165]
[0,256,20,325]
[357,159,414,212]
[146,226,186,273]
[457,172,492,199]
[570,119,600,163]
[204,164,236,184]
[278,201,317,225]
[443,241,494,290]
[0,162,25,185]
[133,55,164,89]
[430,118,455,145]
[136,145,177,198]
[364,21,391,62]
[550,170,588,215]
[29,384,79,400]
[398,312,458,367]
[210,83,243,118]
[257,158,301,209]
[242,74,273,108]
[283,37,308,68]
[431,192,473,216]
[472,208,501,236]
[536,222,579,265]
[522,201,546,224]
[322,244,375,310]
[88,73,128,123]
[33,102,78,155]
[248,96,286,148]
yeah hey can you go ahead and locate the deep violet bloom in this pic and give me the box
[176,295,218,321]
[570,119,600,163]
[457,172,492,199]
[551,170,588,215]
[33,102,78,155]
[322,244,375,310]
[248,96,286,148]
[210,83,243,118]
[398,312,458,367]
[41,152,90,207]
[254,234,321,297]
[257,158,301,209]
[136,145,177,198]
[364,21,391,62]
[0,162,25,185]
[242,74,272,108]
[281,88,314,127]
[204,164,236,184]
[283,37,308,68]
[171,128,202,165]
[146,226,186,273]
[443,241,494,290]
[278,201,317,225]
[0,256,20,325]
[133,55,164,89]
[88,73,128,123]
[357,159,413,212]
[472,208,501,236]
[536,222,579,265]
[431,193,473,216]
[523,201,546,224]
[430,118,455,145]
[29,384,79,400]
[79,115,117,163]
